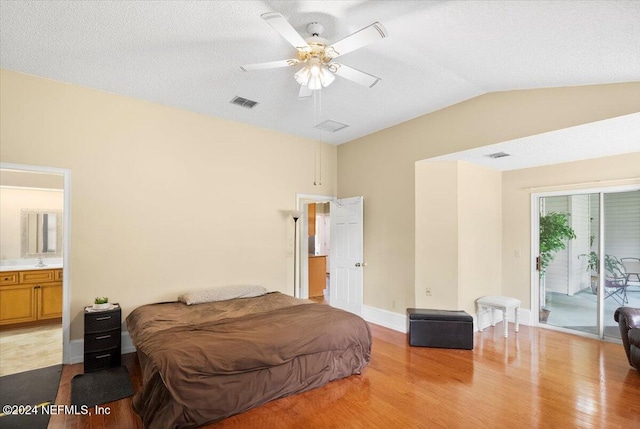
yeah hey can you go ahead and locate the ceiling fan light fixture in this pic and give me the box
[308,75,322,90]
[296,58,335,90]
[294,67,311,86]
[310,63,321,76]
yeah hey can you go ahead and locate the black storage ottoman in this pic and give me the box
[407,308,473,350]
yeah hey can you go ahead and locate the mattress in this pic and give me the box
[126,292,372,428]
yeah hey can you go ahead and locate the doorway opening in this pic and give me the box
[0,163,71,372]
[308,201,331,304]
[532,185,640,341]
[295,194,365,316]
[296,194,334,302]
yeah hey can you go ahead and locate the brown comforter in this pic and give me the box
[126,292,372,428]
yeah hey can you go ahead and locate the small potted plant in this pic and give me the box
[578,250,600,294]
[93,296,110,310]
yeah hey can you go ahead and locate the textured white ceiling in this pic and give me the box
[427,113,640,171]
[1,1,639,147]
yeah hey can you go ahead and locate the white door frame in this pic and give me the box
[530,183,640,340]
[295,193,335,299]
[1,162,72,364]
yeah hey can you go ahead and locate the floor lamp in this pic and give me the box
[289,210,303,297]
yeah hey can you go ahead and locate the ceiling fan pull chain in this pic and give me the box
[318,90,322,185]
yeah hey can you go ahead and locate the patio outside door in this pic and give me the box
[536,189,640,340]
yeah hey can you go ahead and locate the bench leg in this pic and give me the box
[491,309,495,327]
[477,304,483,332]
[515,307,519,333]
[502,308,508,338]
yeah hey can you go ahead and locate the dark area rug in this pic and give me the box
[0,364,62,429]
[70,366,134,408]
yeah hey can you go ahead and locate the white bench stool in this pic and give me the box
[476,296,521,338]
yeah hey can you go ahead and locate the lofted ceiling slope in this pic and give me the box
[1,1,639,146]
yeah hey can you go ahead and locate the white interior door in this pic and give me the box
[330,196,363,315]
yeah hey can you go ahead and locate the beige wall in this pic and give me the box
[0,69,337,339]
[0,170,64,189]
[0,187,64,259]
[501,152,640,309]
[339,82,640,313]
[415,161,502,315]
[2,66,638,341]
[415,161,459,310]
[457,162,502,314]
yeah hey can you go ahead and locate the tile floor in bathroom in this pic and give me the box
[0,323,62,376]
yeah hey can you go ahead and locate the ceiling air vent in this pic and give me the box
[314,119,349,133]
[485,152,510,159]
[230,96,258,109]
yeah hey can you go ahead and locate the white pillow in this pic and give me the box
[178,285,267,305]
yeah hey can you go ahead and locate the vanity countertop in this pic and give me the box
[0,264,63,272]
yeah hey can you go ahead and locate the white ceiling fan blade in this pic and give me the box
[332,63,381,88]
[261,12,310,50]
[240,59,299,72]
[298,85,313,99]
[325,22,387,59]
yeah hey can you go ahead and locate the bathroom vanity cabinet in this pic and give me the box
[0,268,63,328]
[308,255,327,298]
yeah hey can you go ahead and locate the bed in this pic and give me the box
[126,291,372,428]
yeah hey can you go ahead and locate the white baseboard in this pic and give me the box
[362,305,407,333]
[66,307,532,363]
[362,305,532,335]
[69,331,136,364]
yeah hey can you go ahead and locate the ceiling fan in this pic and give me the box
[240,12,387,98]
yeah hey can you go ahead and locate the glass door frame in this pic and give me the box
[530,183,640,341]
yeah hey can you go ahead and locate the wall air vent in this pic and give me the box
[314,119,349,133]
[230,96,258,109]
[485,152,510,159]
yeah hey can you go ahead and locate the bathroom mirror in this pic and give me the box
[21,209,63,258]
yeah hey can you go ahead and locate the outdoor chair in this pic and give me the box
[605,266,629,305]
[621,257,640,285]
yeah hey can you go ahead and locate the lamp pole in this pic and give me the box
[291,211,301,298]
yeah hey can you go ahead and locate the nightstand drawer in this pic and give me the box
[85,309,121,333]
[84,349,121,373]
[84,328,121,352]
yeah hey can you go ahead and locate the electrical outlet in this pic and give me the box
[425,288,432,296]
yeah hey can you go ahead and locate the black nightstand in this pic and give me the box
[83,303,121,372]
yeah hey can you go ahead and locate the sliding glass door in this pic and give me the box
[603,191,640,340]
[537,188,640,340]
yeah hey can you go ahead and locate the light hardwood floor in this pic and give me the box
[49,322,640,428]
